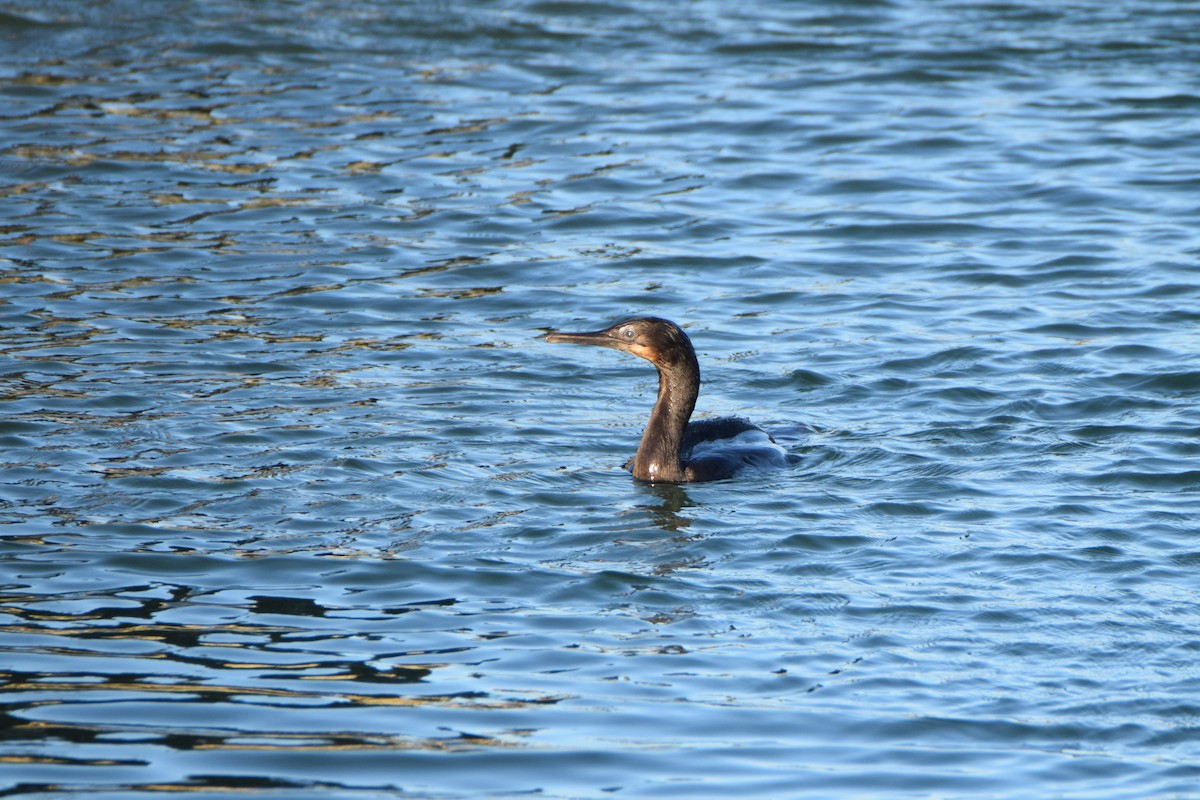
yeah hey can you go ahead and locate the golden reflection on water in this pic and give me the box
[4,2,1200,798]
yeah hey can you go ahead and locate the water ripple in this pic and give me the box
[3,1,1200,798]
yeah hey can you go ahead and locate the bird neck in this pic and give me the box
[631,356,699,483]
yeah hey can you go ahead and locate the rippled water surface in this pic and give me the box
[3,1,1200,797]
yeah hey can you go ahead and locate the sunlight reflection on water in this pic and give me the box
[2,1,1200,798]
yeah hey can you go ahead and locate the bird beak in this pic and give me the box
[545,329,622,349]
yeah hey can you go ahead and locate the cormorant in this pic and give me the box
[546,316,792,483]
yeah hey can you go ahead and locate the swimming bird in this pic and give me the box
[545,316,792,483]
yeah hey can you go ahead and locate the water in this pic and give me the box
[2,1,1199,797]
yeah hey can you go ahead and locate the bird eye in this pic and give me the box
[623,328,635,339]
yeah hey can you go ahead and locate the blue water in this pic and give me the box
[2,1,1199,797]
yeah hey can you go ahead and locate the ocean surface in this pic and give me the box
[2,1,1199,797]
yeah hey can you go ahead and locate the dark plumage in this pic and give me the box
[545,317,791,483]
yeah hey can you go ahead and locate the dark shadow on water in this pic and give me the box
[634,481,695,533]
